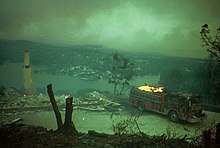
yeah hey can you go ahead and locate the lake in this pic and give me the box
[0,62,160,94]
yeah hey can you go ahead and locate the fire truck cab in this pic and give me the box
[129,85,206,123]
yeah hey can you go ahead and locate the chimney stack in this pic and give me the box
[23,50,36,94]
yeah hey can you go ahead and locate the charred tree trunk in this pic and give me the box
[64,96,77,135]
[203,129,211,148]
[216,123,220,144]
[47,84,63,130]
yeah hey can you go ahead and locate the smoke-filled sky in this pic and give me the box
[0,0,220,58]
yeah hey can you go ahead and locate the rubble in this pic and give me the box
[0,87,122,114]
[0,86,22,102]
[0,87,52,110]
[73,91,122,112]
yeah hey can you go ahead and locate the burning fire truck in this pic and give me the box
[129,85,206,123]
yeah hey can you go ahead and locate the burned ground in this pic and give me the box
[0,123,203,148]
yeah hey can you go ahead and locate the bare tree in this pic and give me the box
[108,53,135,95]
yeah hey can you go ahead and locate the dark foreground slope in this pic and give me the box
[0,123,203,148]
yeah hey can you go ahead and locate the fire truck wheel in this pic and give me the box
[169,111,179,122]
[137,102,145,112]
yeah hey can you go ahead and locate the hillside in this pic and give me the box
[0,40,204,76]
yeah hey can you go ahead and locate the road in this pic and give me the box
[1,109,220,139]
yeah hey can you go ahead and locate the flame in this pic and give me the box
[138,85,164,93]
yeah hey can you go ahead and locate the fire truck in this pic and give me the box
[129,85,206,123]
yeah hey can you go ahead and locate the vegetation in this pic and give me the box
[157,25,220,105]
[108,53,136,95]
[112,115,141,135]
[199,24,220,104]
[159,68,184,91]
[193,59,219,104]
[200,24,220,62]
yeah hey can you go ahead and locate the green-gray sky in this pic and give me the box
[0,0,219,58]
